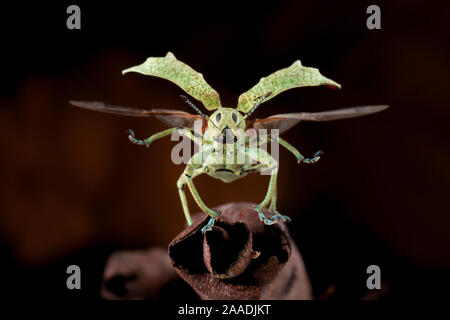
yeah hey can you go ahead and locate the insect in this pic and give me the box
[71,52,388,233]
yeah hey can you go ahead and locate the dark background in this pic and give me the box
[0,1,449,300]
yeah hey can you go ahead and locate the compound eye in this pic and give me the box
[215,112,222,123]
[232,113,238,123]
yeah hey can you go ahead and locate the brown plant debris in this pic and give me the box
[168,202,312,300]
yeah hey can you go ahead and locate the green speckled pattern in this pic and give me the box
[237,60,341,113]
[122,52,222,110]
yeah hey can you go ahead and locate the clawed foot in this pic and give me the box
[271,210,291,223]
[254,206,291,225]
[201,216,216,233]
[298,150,323,164]
[252,206,277,225]
[128,129,150,147]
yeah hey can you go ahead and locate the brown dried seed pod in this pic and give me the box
[168,202,312,300]
[101,248,178,300]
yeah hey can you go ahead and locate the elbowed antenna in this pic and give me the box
[179,95,221,129]
[179,95,210,120]
[236,92,272,127]
[245,91,272,118]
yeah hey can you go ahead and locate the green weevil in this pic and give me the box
[71,52,388,232]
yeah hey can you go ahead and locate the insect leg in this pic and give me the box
[245,148,291,224]
[176,128,204,146]
[177,167,205,226]
[245,148,278,210]
[244,148,279,224]
[183,164,219,232]
[266,136,324,164]
[185,170,218,218]
[128,127,201,148]
[257,171,291,223]
[301,150,324,164]
[269,183,277,212]
[254,171,279,225]
[128,129,146,145]
[267,184,290,223]
[177,182,192,225]
[255,170,277,210]
[279,137,323,163]
[270,188,291,224]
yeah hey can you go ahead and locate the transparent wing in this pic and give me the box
[251,105,389,134]
[70,100,204,128]
[122,52,222,111]
[237,60,341,113]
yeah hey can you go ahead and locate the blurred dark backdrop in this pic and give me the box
[0,1,449,299]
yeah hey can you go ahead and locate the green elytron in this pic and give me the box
[71,52,387,232]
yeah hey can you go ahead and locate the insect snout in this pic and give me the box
[216,127,237,144]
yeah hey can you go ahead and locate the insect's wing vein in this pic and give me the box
[252,105,389,134]
[70,100,203,128]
